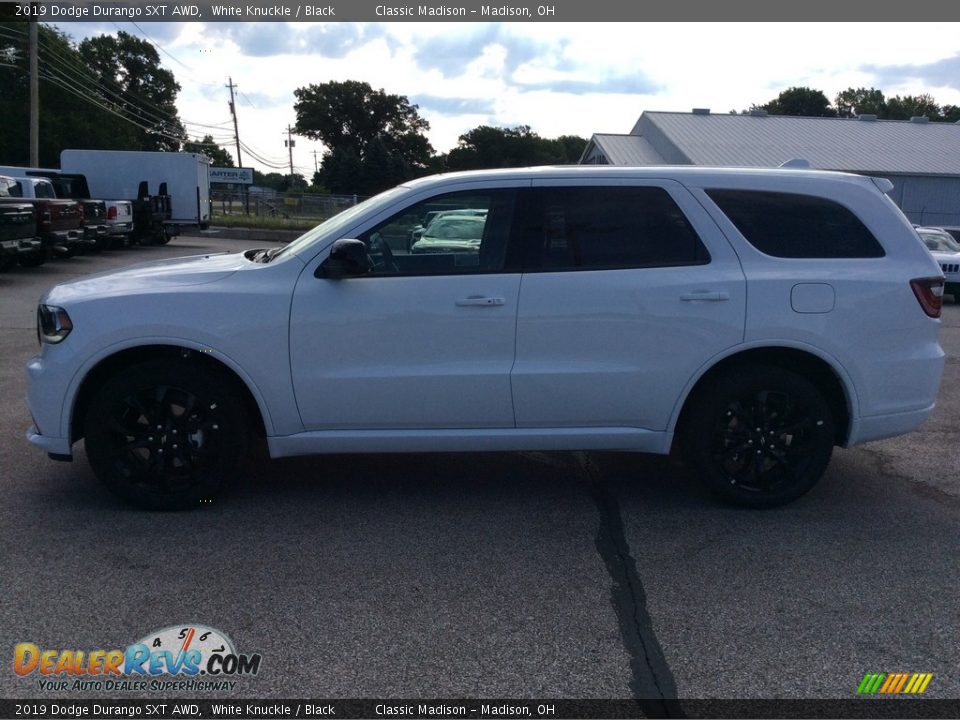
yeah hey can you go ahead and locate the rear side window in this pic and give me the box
[524,186,709,271]
[706,189,885,258]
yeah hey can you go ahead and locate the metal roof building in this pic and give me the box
[580,110,960,226]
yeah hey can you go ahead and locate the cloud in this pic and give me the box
[207,22,387,58]
[412,25,544,77]
[411,95,497,116]
[515,74,662,96]
[863,54,960,92]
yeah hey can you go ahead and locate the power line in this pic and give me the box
[127,21,194,73]
[38,71,187,144]
[34,33,234,135]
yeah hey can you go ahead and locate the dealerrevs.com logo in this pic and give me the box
[13,624,262,692]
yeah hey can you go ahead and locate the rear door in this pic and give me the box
[511,178,746,432]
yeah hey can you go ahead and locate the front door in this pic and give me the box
[289,188,523,430]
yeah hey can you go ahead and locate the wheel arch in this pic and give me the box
[69,343,269,444]
[670,344,856,452]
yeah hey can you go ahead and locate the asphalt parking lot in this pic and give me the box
[1,235,958,709]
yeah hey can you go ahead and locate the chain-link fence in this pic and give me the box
[210,188,365,224]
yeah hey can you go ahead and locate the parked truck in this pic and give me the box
[0,194,38,270]
[0,165,134,249]
[60,150,211,242]
[0,175,83,259]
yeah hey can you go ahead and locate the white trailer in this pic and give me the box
[60,149,211,228]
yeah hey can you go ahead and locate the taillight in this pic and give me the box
[911,277,944,318]
[107,206,117,219]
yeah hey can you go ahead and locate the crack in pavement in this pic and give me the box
[574,452,685,719]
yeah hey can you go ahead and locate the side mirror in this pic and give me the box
[316,238,373,279]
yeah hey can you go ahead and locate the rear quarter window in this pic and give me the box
[706,189,885,259]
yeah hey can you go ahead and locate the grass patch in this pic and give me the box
[211,213,322,231]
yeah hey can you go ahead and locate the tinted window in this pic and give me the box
[707,189,885,259]
[523,186,709,271]
[357,190,518,276]
[35,182,56,199]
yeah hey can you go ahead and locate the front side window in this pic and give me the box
[356,189,518,275]
[706,189,885,259]
[521,186,709,271]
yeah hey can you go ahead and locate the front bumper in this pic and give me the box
[25,348,77,459]
[26,424,72,457]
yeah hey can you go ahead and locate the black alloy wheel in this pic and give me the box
[686,365,835,507]
[84,360,248,510]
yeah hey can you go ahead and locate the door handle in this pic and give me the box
[455,296,505,307]
[680,291,730,302]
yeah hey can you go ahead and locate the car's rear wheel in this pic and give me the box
[19,247,48,267]
[84,360,248,510]
[684,365,835,508]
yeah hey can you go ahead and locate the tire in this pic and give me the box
[19,247,48,267]
[684,365,835,508]
[83,360,249,510]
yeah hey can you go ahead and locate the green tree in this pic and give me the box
[834,87,887,118]
[940,105,960,123]
[444,125,586,171]
[0,23,184,166]
[293,80,433,194]
[183,135,234,166]
[317,146,362,195]
[753,87,837,117]
[77,30,184,151]
[885,93,940,120]
[555,134,589,164]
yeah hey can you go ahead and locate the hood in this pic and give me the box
[45,252,249,304]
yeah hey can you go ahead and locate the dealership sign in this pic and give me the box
[210,167,254,185]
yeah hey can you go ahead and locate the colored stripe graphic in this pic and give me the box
[857,673,883,694]
[879,674,898,693]
[858,672,932,694]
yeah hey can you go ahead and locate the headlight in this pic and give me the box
[37,305,73,344]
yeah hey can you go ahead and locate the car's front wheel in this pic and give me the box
[684,365,835,508]
[84,360,248,510]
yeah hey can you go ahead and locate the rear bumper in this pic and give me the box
[106,221,133,235]
[846,403,937,446]
[18,237,42,254]
[43,229,81,248]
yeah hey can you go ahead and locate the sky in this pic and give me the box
[53,21,960,178]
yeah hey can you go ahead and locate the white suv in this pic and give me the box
[26,167,946,509]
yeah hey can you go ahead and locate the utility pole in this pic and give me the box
[225,77,243,166]
[29,9,39,166]
[311,149,321,173]
[225,77,247,214]
[283,125,296,176]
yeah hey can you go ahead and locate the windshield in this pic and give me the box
[272,186,408,260]
[918,229,960,253]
